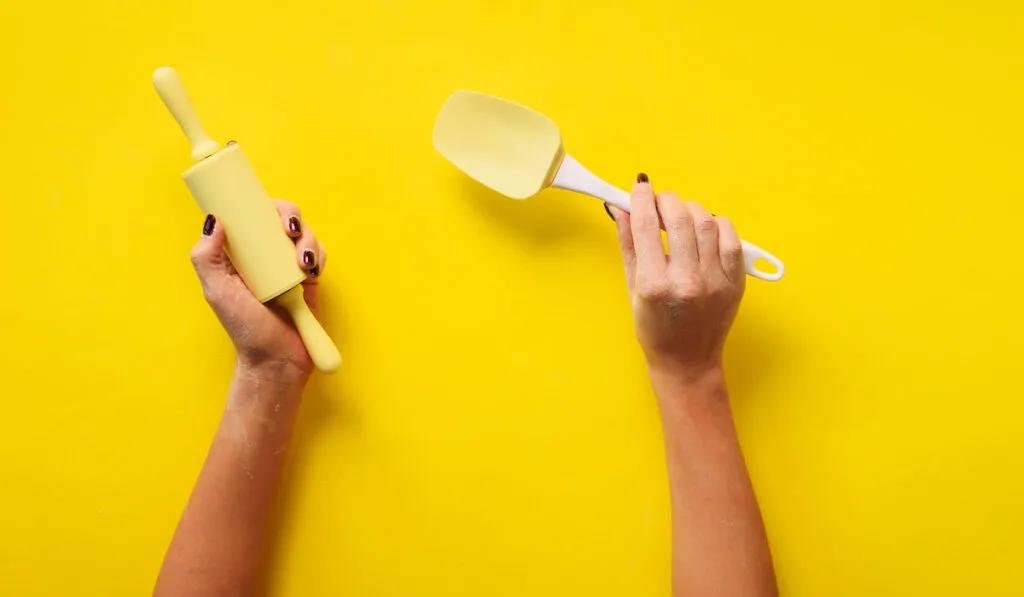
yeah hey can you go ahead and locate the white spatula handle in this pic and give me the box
[552,154,784,281]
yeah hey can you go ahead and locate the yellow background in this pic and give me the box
[2,0,1023,595]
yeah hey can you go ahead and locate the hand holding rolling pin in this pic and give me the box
[190,198,327,381]
[153,66,341,374]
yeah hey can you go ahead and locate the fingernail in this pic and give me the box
[309,265,320,278]
[226,140,237,147]
[603,203,615,221]
[288,216,301,234]
[636,172,649,184]
[302,249,316,267]
[202,214,216,236]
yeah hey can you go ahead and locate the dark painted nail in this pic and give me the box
[202,214,216,236]
[309,265,320,278]
[636,172,649,184]
[288,216,301,235]
[603,203,615,221]
[302,249,316,267]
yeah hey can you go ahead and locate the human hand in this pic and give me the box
[606,174,745,386]
[188,199,327,381]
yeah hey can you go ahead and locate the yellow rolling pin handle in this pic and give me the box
[274,285,342,373]
[153,66,222,162]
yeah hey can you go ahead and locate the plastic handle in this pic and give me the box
[152,66,222,162]
[740,240,784,281]
[274,285,342,373]
[551,154,784,281]
[552,154,632,211]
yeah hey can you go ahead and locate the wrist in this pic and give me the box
[220,359,308,447]
[234,357,311,391]
[647,360,728,410]
[647,357,724,388]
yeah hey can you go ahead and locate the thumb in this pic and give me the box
[189,215,233,299]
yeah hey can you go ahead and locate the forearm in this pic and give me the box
[652,367,777,597]
[154,362,308,597]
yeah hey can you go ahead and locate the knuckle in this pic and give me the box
[635,214,660,231]
[721,240,743,260]
[671,207,693,225]
[636,278,669,301]
[666,209,692,233]
[671,274,704,299]
[201,285,220,304]
[189,245,206,267]
[716,216,740,239]
[697,216,718,233]
[678,280,704,300]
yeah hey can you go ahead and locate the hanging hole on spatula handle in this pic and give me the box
[741,240,785,281]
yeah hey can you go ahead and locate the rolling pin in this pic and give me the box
[153,66,341,373]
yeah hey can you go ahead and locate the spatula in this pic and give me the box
[432,90,785,281]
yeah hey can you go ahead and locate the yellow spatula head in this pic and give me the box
[432,90,565,200]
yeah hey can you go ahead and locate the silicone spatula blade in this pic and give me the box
[433,90,565,200]
[431,90,785,282]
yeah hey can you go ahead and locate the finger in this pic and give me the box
[304,241,327,282]
[606,203,637,295]
[300,260,321,312]
[274,199,303,239]
[296,225,321,277]
[629,173,666,281]
[685,201,720,272]
[716,216,745,283]
[317,241,327,276]
[189,215,234,300]
[656,192,698,273]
